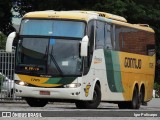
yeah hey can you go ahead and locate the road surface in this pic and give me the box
[0,98,159,120]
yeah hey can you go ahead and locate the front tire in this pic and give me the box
[75,84,101,109]
[25,98,48,107]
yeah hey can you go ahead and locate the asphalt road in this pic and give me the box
[0,98,159,120]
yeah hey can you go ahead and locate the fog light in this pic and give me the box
[64,83,81,88]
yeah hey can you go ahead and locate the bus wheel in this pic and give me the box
[25,98,48,107]
[75,84,101,109]
[140,87,145,105]
[129,87,140,109]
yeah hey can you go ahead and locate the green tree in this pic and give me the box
[0,33,6,50]
[12,0,103,16]
[0,0,15,35]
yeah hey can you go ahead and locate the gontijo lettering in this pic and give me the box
[124,57,142,69]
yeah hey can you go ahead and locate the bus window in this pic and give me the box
[111,25,116,50]
[88,20,95,54]
[115,26,121,50]
[116,25,155,55]
[95,21,105,49]
[104,24,112,50]
[20,19,85,38]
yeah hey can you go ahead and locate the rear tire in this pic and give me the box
[128,87,140,109]
[25,98,48,107]
[118,87,140,109]
[75,84,101,109]
[139,87,145,105]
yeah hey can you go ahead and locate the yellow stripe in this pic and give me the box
[18,74,62,87]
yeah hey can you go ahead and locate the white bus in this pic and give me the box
[6,11,155,109]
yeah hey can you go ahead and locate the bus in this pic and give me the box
[6,11,155,109]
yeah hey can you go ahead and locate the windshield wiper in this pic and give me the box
[43,46,48,59]
[49,45,63,75]
[49,54,63,75]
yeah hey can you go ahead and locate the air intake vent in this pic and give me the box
[99,13,105,17]
[97,12,127,22]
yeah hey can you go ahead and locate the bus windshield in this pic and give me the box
[16,19,85,76]
[16,38,82,76]
[20,19,85,38]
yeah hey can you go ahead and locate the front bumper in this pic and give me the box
[15,84,82,100]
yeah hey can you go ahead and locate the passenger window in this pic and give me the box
[111,25,116,50]
[104,24,112,50]
[95,21,105,49]
[88,20,95,53]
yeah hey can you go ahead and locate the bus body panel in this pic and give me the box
[15,71,98,101]
[12,11,155,107]
[102,50,155,101]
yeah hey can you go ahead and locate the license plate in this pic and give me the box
[39,91,50,95]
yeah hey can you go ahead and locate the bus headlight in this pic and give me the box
[15,80,28,86]
[63,83,81,88]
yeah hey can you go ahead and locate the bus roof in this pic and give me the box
[23,10,154,33]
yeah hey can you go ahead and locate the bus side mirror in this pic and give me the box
[81,35,89,57]
[6,32,16,53]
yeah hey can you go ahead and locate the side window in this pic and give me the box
[111,25,116,50]
[104,24,112,50]
[115,25,121,50]
[117,25,155,55]
[95,21,105,49]
[88,20,95,54]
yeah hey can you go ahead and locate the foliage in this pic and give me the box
[0,0,15,35]
[0,33,6,50]
[154,82,160,91]
[154,82,160,98]
[12,0,160,33]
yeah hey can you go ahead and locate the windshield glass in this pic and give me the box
[16,38,48,74]
[48,39,81,75]
[20,19,85,38]
[16,38,82,76]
